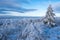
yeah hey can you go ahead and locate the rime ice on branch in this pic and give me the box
[43,5,56,27]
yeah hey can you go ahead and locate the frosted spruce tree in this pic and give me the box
[43,5,56,27]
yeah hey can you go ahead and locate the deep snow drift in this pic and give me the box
[0,16,60,40]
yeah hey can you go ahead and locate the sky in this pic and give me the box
[0,0,60,17]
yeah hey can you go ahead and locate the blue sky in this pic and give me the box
[0,0,60,17]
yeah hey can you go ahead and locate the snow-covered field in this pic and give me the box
[0,16,60,40]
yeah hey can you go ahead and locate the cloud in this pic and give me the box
[0,0,37,14]
[0,10,45,17]
[0,7,36,13]
[53,2,60,13]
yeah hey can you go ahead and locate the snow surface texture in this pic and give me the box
[0,17,60,40]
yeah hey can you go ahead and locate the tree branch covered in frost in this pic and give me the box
[0,17,58,40]
[0,18,47,40]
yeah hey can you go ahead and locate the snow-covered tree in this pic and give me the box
[43,5,56,27]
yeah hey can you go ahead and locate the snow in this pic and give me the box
[0,17,60,40]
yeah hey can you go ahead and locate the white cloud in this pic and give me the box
[0,10,46,17]
[51,2,60,13]
[0,10,60,17]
